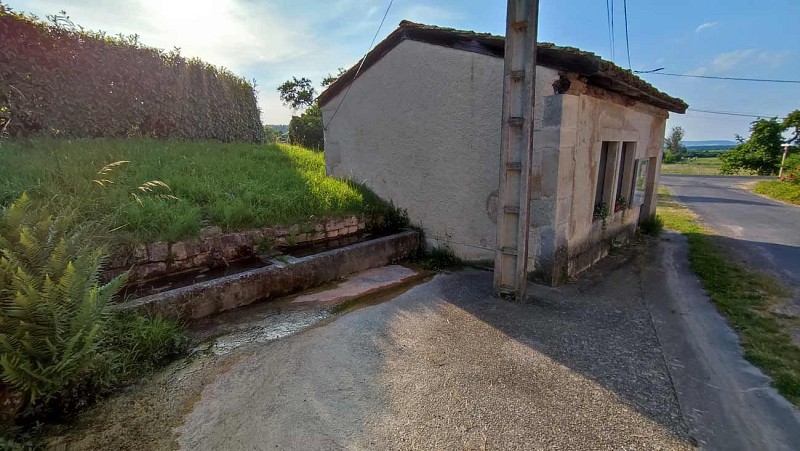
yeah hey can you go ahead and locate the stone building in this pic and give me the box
[319,21,687,285]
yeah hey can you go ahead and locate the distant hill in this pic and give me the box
[266,124,289,134]
[682,140,737,148]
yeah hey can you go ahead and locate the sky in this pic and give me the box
[11,0,800,140]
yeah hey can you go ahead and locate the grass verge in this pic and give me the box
[661,156,754,176]
[657,186,800,406]
[0,138,392,244]
[661,157,725,175]
[753,181,800,206]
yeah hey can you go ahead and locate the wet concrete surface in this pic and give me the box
[45,265,426,450]
[660,175,800,303]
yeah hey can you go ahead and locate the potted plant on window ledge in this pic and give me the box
[593,202,610,227]
[614,196,628,213]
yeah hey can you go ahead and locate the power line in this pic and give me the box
[636,71,800,84]
[688,108,785,119]
[610,0,615,62]
[623,0,631,70]
[324,0,394,130]
[605,0,613,60]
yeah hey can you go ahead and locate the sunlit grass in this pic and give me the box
[0,138,386,244]
[753,181,800,205]
[658,185,800,406]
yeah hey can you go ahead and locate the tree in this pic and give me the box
[277,77,316,111]
[322,68,346,87]
[289,103,323,150]
[663,126,686,163]
[783,110,800,145]
[720,118,784,175]
[263,126,280,144]
[278,72,343,150]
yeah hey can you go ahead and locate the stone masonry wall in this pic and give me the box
[104,215,366,283]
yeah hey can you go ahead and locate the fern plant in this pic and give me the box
[0,194,126,405]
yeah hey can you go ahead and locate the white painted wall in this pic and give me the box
[322,39,560,263]
[322,39,669,283]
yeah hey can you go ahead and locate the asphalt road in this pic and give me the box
[645,233,800,450]
[660,175,800,297]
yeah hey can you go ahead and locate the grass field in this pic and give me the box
[753,181,800,205]
[660,157,734,175]
[658,186,800,406]
[0,138,388,244]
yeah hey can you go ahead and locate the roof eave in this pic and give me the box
[318,21,687,114]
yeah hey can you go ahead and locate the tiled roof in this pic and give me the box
[319,20,687,113]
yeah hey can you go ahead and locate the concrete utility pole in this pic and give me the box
[494,0,540,300]
[779,144,791,177]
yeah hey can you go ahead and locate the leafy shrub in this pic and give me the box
[0,194,125,405]
[720,118,784,175]
[419,246,463,271]
[0,194,187,424]
[0,5,263,142]
[779,153,800,185]
[363,199,410,233]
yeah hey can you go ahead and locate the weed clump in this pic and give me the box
[415,245,463,271]
[638,215,664,237]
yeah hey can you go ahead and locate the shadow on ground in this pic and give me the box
[360,244,694,448]
[671,195,776,207]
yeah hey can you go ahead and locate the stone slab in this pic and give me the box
[292,265,418,304]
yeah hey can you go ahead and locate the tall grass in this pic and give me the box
[0,138,388,244]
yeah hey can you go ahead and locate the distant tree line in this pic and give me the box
[664,109,800,175]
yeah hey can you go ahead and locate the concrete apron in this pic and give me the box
[113,230,420,321]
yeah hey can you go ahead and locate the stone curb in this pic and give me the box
[114,230,420,320]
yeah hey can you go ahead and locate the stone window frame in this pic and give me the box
[615,142,638,210]
[593,140,621,219]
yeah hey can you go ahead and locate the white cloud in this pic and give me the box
[686,66,708,76]
[686,48,791,80]
[757,51,791,69]
[695,21,717,33]
[400,4,462,25]
[711,49,756,72]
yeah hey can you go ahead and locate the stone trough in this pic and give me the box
[114,230,420,320]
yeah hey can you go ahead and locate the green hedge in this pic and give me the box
[0,4,264,142]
